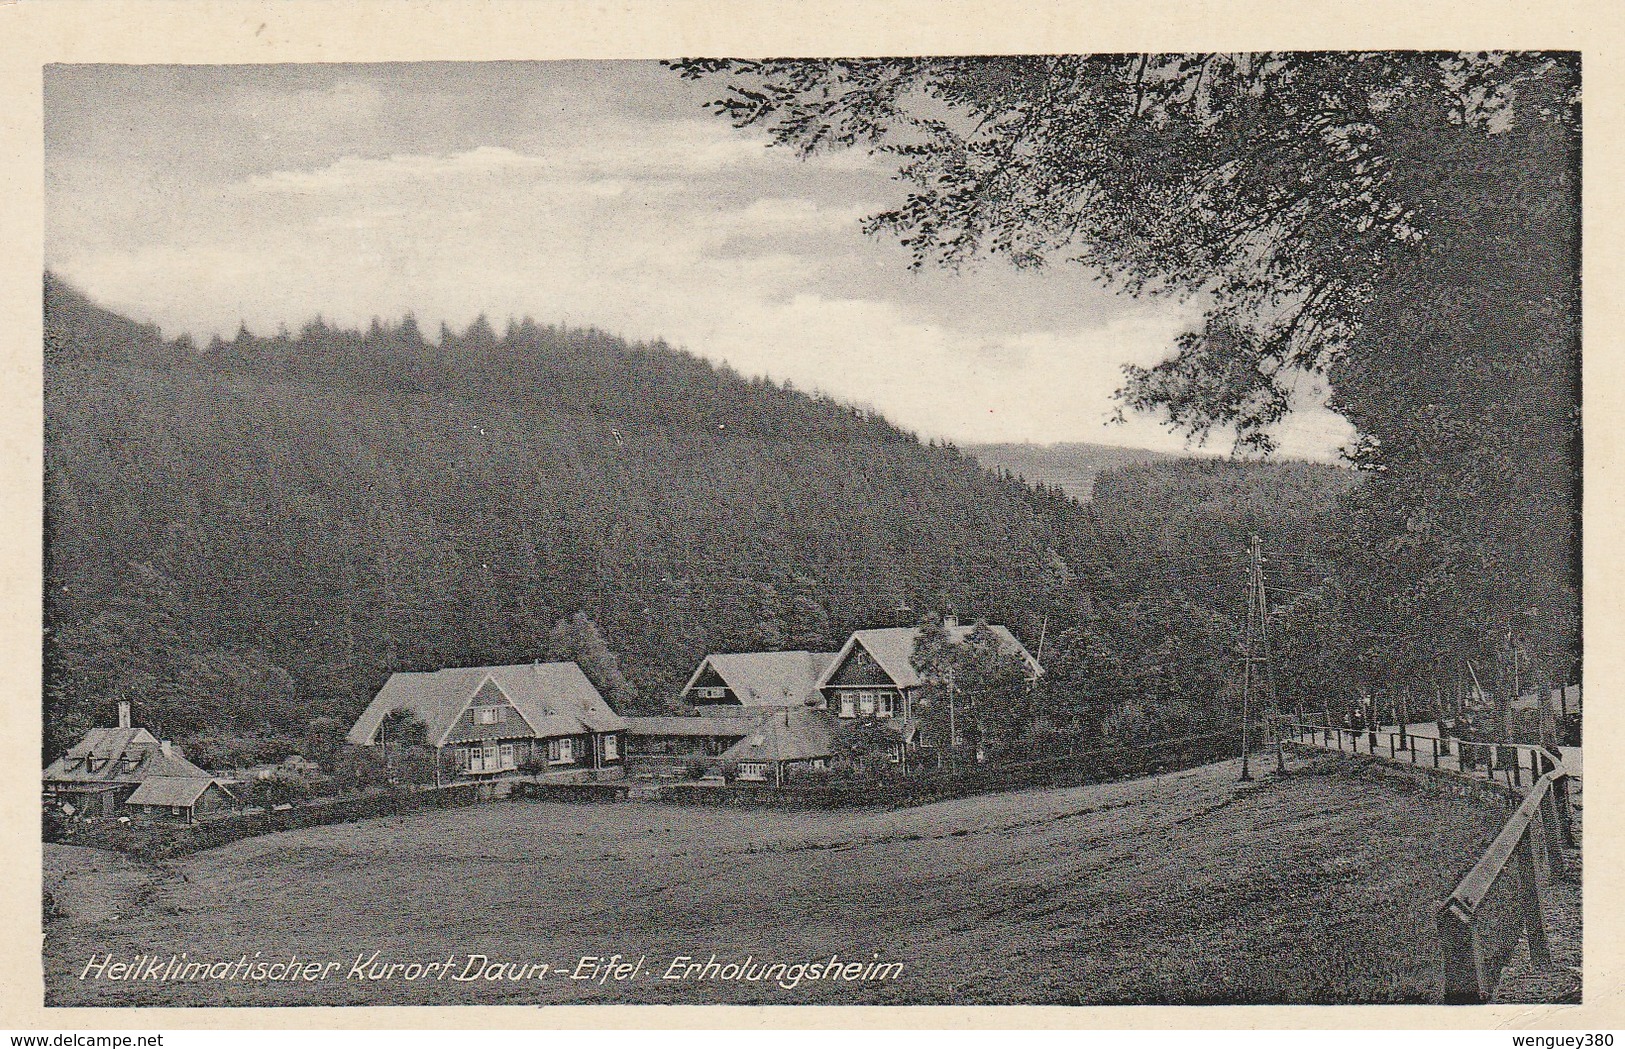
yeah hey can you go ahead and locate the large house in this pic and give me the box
[347,661,627,779]
[43,701,233,822]
[813,619,1042,749]
[678,650,837,709]
[624,708,832,785]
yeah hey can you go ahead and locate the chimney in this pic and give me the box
[160,740,173,758]
[118,700,131,729]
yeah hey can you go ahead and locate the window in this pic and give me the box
[500,742,514,768]
[877,692,895,718]
[548,738,575,764]
[737,762,767,781]
[839,693,856,718]
[603,734,618,760]
[694,687,727,700]
[859,691,876,715]
[473,706,505,725]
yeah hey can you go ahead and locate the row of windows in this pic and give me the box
[837,690,899,718]
[457,734,618,772]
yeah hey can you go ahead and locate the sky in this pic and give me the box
[44,61,1354,458]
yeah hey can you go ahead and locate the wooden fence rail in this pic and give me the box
[1280,721,1574,1003]
[1437,767,1571,1002]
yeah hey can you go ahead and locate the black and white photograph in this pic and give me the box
[19,9,1598,1024]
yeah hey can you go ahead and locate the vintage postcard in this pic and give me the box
[2,0,1619,1033]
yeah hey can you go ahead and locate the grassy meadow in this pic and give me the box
[43,754,1508,1006]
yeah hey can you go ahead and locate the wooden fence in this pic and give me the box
[1281,721,1575,1002]
[1281,722,1555,789]
[1437,762,1572,1002]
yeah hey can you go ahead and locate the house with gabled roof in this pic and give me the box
[679,650,838,709]
[43,701,233,820]
[347,661,628,779]
[813,618,1041,750]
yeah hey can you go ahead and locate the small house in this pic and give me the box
[718,708,833,785]
[43,701,228,820]
[125,775,236,824]
[624,709,833,785]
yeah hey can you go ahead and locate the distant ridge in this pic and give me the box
[966,442,1181,501]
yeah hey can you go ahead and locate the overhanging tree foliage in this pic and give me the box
[672,53,1581,711]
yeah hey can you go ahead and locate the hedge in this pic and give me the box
[57,781,486,860]
[652,729,1242,810]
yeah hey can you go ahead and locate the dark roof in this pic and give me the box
[682,651,839,707]
[348,662,627,747]
[818,623,1040,691]
[624,716,756,738]
[720,708,834,764]
[125,776,232,808]
[43,729,211,784]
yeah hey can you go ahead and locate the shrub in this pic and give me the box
[42,807,66,843]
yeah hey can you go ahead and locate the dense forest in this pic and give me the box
[49,274,1496,764]
[44,274,1102,750]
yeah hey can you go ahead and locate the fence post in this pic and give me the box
[1515,830,1552,968]
[1538,784,1567,879]
[1438,902,1488,1003]
[1432,737,1440,769]
[1553,775,1576,847]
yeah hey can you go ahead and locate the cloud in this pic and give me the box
[47,65,1351,459]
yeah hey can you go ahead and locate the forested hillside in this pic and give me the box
[43,275,1098,749]
[966,442,1178,501]
[44,274,1378,763]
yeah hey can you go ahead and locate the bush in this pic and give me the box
[243,770,311,810]
[326,745,387,794]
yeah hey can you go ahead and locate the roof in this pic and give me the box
[681,650,838,707]
[347,662,627,747]
[125,776,232,808]
[43,728,211,784]
[720,709,834,764]
[624,716,756,738]
[817,623,1040,691]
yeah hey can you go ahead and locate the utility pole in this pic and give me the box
[1239,536,1259,781]
[1236,534,1281,780]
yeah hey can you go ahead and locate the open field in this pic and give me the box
[44,753,1513,1006]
